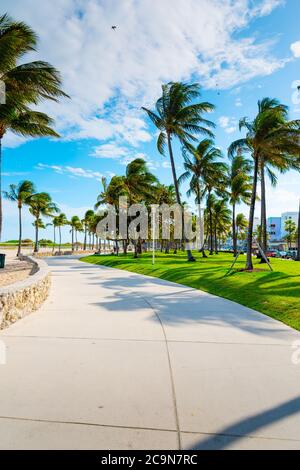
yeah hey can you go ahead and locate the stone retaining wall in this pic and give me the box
[0,256,51,330]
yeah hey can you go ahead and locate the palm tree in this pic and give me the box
[179,139,225,256]
[69,216,81,252]
[82,210,95,250]
[227,153,252,255]
[297,201,300,262]
[28,192,58,252]
[284,219,297,250]
[3,179,35,256]
[229,98,300,270]
[235,213,248,246]
[212,199,231,253]
[51,216,59,253]
[142,82,215,261]
[257,99,300,256]
[52,212,68,253]
[0,13,68,238]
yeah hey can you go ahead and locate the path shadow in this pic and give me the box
[187,396,300,449]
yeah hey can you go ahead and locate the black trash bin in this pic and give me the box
[0,253,6,269]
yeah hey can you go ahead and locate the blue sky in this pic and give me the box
[2,0,300,242]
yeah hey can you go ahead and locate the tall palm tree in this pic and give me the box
[297,200,300,262]
[51,216,59,253]
[142,82,215,261]
[3,179,35,256]
[69,216,81,252]
[179,139,225,256]
[0,13,68,238]
[52,212,68,253]
[212,199,231,253]
[155,183,177,253]
[82,210,95,250]
[229,98,300,270]
[28,192,58,253]
[257,99,300,256]
[227,153,252,255]
[236,213,248,246]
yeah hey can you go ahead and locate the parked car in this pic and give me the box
[266,250,277,258]
[277,250,287,258]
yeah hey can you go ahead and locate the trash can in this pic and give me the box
[0,253,6,269]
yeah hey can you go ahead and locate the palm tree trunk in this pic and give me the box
[208,193,213,255]
[0,138,2,240]
[260,161,267,263]
[197,181,206,257]
[71,228,74,252]
[52,225,56,254]
[83,227,87,250]
[59,226,62,252]
[246,155,259,270]
[297,200,300,261]
[167,132,195,262]
[214,224,218,254]
[34,219,39,253]
[17,205,22,257]
[232,203,237,256]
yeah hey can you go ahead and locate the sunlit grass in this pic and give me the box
[81,251,300,331]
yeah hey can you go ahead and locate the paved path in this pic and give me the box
[1,256,300,449]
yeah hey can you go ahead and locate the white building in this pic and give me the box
[281,212,298,238]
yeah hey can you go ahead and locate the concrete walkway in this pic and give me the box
[0,256,300,449]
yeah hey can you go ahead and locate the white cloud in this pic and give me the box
[1,0,286,152]
[251,0,284,17]
[2,172,28,177]
[218,116,238,133]
[290,41,300,59]
[36,163,103,181]
[235,97,243,107]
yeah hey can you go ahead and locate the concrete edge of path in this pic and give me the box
[0,257,51,330]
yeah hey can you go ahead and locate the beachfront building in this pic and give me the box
[267,217,281,241]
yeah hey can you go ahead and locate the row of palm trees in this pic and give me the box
[141,83,300,269]
[3,180,107,255]
[91,156,249,258]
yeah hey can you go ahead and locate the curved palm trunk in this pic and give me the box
[34,219,39,253]
[260,161,267,263]
[17,205,22,257]
[246,155,259,270]
[232,203,237,256]
[167,133,195,262]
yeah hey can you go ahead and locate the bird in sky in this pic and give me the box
[111,25,117,30]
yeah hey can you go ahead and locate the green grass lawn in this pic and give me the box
[81,251,300,331]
